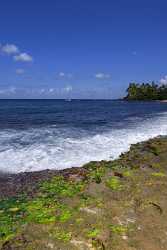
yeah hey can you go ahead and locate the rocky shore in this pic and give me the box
[1,136,167,250]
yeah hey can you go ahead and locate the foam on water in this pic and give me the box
[0,112,167,173]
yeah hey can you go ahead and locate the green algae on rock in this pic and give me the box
[1,137,167,249]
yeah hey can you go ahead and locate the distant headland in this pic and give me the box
[124,82,167,101]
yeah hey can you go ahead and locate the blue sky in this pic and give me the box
[0,0,167,99]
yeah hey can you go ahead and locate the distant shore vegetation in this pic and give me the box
[124,82,167,100]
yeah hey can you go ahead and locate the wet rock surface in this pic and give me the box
[1,136,167,250]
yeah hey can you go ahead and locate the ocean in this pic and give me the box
[0,99,167,173]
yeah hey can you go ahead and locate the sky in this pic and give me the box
[0,0,167,99]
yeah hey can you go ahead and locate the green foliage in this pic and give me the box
[56,204,72,222]
[40,176,85,197]
[86,228,100,238]
[125,82,167,100]
[123,170,133,177]
[0,194,75,244]
[89,167,105,183]
[107,162,123,170]
[151,172,166,177]
[0,197,27,241]
[151,162,161,169]
[109,224,128,235]
[0,176,82,243]
[26,197,57,224]
[51,228,72,242]
[106,177,123,191]
[75,217,84,224]
[147,144,161,155]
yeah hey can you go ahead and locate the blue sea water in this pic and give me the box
[0,99,167,173]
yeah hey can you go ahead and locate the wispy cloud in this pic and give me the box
[14,53,33,62]
[95,73,111,79]
[63,85,73,92]
[59,72,65,77]
[30,86,73,96]
[0,86,16,95]
[58,72,72,79]
[132,51,137,56]
[16,68,25,74]
[0,87,57,96]
[160,75,167,85]
[33,88,57,95]
[1,44,19,55]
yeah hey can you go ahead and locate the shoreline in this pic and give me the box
[0,135,166,199]
[1,135,167,249]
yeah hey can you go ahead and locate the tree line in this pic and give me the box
[124,82,167,100]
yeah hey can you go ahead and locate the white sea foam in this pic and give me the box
[0,112,167,173]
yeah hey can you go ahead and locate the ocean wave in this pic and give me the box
[0,112,167,173]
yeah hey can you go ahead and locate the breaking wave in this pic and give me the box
[0,111,167,173]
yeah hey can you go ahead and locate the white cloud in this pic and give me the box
[0,43,34,63]
[38,88,45,94]
[1,44,19,55]
[160,75,167,85]
[16,68,25,74]
[14,53,33,62]
[132,51,137,56]
[36,88,56,95]
[9,87,16,93]
[63,85,73,92]
[59,72,65,77]
[95,73,111,79]
[0,86,16,95]
[0,90,5,95]
[58,72,72,78]
[48,88,54,93]
[0,86,73,97]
